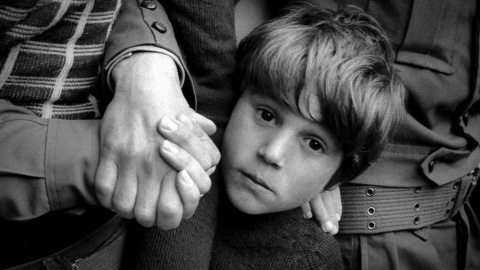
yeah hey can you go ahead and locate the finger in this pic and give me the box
[310,194,337,234]
[111,163,137,219]
[94,158,118,210]
[133,158,163,227]
[300,202,313,219]
[176,170,201,219]
[159,140,212,194]
[177,114,220,167]
[156,171,183,230]
[158,117,218,171]
[206,166,216,176]
[331,187,342,221]
[322,191,339,223]
[185,109,216,135]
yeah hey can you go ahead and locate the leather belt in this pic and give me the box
[5,214,125,270]
[338,165,479,234]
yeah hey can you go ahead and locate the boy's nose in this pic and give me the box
[257,133,289,168]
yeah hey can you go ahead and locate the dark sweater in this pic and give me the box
[211,202,343,270]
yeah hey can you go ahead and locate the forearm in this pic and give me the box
[0,100,99,220]
[104,0,195,107]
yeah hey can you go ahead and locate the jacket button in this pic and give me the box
[452,181,460,189]
[462,112,469,126]
[141,0,157,10]
[428,160,436,173]
[152,22,167,33]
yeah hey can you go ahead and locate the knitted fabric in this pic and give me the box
[210,201,343,270]
[0,0,121,119]
[122,173,220,270]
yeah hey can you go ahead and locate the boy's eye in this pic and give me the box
[258,109,275,122]
[306,138,324,152]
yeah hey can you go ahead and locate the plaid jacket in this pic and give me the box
[0,0,121,119]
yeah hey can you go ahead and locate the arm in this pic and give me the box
[96,0,221,229]
[0,100,100,220]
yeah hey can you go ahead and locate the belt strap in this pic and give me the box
[339,166,479,234]
[6,214,125,270]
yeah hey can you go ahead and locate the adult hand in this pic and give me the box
[95,52,219,229]
[301,187,342,235]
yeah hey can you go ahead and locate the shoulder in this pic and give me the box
[278,209,343,269]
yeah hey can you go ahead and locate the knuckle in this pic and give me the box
[157,202,181,222]
[95,182,114,200]
[112,197,134,216]
[134,207,155,227]
[156,207,182,230]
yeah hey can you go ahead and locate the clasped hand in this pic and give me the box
[94,53,219,229]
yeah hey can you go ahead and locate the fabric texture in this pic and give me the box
[0,0,121,120]
[210,201,343,270]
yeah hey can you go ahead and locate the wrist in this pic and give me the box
[112,52,180,94]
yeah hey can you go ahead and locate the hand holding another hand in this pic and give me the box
[95,52,219,229]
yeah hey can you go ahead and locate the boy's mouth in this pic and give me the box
[241,171,273,192]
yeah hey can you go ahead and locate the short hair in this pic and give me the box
[235,5,405,189]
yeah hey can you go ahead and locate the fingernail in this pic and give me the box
[163,140,178,153]
[206,166,216,175]
[322,221,334,233]
[160,117,177,132]
[336,213,341,222]
[332,224,338,234]
[303,211,313,219]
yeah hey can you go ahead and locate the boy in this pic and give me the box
[161,5,405,269]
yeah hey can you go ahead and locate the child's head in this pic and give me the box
[222,5,405,214]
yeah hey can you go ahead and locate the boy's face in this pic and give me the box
[221,88,343,214]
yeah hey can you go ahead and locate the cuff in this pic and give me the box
[45,119,100,212]
[105,45,186,93]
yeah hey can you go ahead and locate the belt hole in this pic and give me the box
[413,216,420,225]
[367,207,375,215]
[414,203,420,210]
[365,188,375,197]
[367,221,376,230]
[414,187,422,193]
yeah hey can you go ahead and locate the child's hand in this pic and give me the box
[158,115,220,218]
[301,187,342,235]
